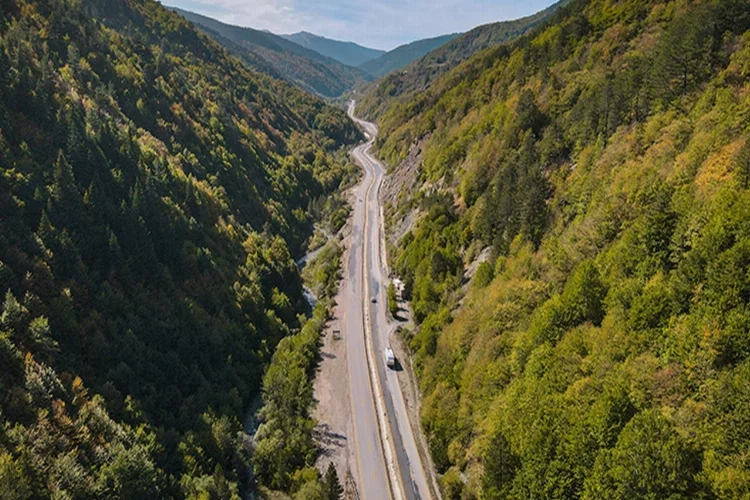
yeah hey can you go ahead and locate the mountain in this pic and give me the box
[372,0,750,497]
[281,31,385,67]
[0,0,361,497]
[358,0,569,119]
[358,33,460,78]
[170,7,372,98]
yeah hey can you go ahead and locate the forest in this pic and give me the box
[371,0,750,498]
[0,0,359,497]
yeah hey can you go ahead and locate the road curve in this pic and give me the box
[347,101,433,500]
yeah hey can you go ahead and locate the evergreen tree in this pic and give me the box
[653,7,713,98]
[516,89,547,137]
[482,430,520,500]
[323,463,343,500]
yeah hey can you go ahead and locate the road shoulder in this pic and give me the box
[311,191,359,497]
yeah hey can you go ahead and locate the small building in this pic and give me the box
[392,278,405,298]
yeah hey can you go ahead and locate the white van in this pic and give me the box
[385,347,395,368]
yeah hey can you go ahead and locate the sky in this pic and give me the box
[164,0,559,50]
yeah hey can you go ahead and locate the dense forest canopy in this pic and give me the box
[0,0,360,497]
[371,0,750,498]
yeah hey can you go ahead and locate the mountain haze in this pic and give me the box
[281,31,385,67]
[171,7,372,97]
[359,33,460,78]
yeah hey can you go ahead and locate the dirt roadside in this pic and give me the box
[311,190,359,499]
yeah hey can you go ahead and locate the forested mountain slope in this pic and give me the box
[357,0,569,120]
[171,7,372,98]
[280,31,385,68]
[0,0,360,497]
[375,0,750,498]
[358,33,460,78]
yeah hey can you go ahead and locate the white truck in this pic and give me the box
[384,347,396,368]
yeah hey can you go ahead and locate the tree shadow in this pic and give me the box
[314,423,348,457]
[391,301,409,322]
[392,310,407,322]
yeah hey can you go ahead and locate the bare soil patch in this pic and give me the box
[312,191,359,498]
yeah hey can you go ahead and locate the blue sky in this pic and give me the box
[163,0,559,50]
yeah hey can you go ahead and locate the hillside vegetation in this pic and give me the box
[172,8,372,98]
[374,0,750,498]
[280,31,385,68]
[358,33,460,78]
[0,0,360,497]
[357,0,569,120]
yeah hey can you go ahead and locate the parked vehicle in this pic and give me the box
[385,347,395,368]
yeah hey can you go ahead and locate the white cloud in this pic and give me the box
[166,0,558,50]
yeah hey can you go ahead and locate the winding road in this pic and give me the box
[345,101,432,500]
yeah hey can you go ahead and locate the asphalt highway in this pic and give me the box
[346,101,432,500]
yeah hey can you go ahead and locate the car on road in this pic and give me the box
[371,297,377,303]
[384,347,395,368]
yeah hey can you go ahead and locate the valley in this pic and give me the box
[3,0,750,499]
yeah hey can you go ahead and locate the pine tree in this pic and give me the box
[482,430,519,500]
[0,44,9,103]
[37,210,55,244]
[1,289,28,334]
[516,89,546,137]
[653,7,713,98]
[51,150,82,215]
[323,463,343,500]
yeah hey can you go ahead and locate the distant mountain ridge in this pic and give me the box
[358,33,460,78]
[358,0,569,119]
[170,7,372,97]
[281,31,385,67]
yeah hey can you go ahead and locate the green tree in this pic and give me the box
[0,452,31,500]
[529,260,606,346]
[1,290,28,335]
[653,7,714,98]
[583,411,704,500]
[517,89,547,137]
[442,468,464,500]
[96,444,162,498]
[482,430,520,500]
[474,261,494,288]
[387,282,399,317]
[180,467,241,500]
[323,463,343,500]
